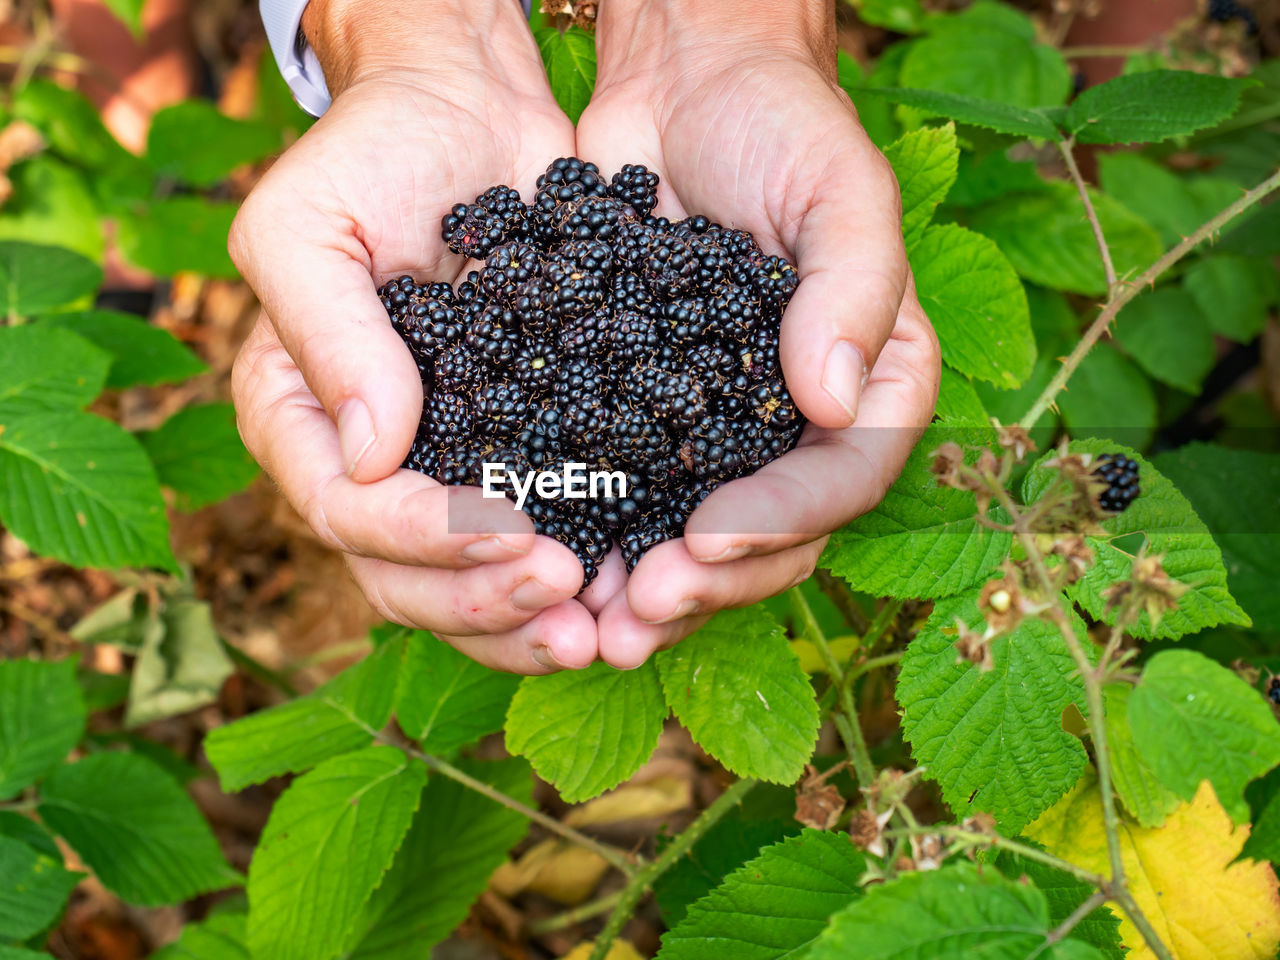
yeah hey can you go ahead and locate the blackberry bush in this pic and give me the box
[377,158,805,586]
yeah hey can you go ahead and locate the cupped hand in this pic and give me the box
[229,0,596,673]
[574,1,941,667]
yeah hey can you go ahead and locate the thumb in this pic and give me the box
[230,196,424,483]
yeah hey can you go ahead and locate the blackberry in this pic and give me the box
[1094,454,1140,514]
[513,338,559,395]
[557,196,631,241]
[480,241,541,301]
[609,163,659,217]
[378,160,805,593]
[442,203,505,258]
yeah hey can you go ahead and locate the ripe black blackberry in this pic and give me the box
[609,163,659,217]
[379,158,805,583]
[1094,454,1141,514]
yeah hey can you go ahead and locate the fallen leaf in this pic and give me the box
[560,940,645,960]
[1027,773,1280,960]
[489,839,609,905]
[565,775,691,827]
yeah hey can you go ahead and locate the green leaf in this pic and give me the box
[139,403,259,510]
[115,198,238,278]
[38,310,207,389]
[821,426,1011,600]
[934,366,990,427]
[0,326,109,414]
[0,155,105,261]
[0,834,81,940]
[899,6,1071,112]
[657,830,866,960]
[146,101,280,187]
[0,658,87,799]
[1128,649,1280,823]
[125,598,234,727]
[860,87,1060,139]
[152,911,248,960]
[844,0,925,33]
[655,814,796,926]
[1184,254,1280,342]
[1096,152,1202,247]
[809,861,1105,959]
[1056,344,1157,449]
[949,149,1046,207]
[897,594,1089,832]
[0,241,101,317]
[0,410,175,571]
[883,123,959,248]
[342,757,531,959]
[535,27,595,124]
[1023,439,1251,639]
[38,751,237,906]
[247,746,426,960]
[1152,444,1280,632]
[656,607,819,784]
[1112,287,1215,392]
[1065,70,1254,144]
[12,80,134,174]
[990,847,1124,958]
[393,632,520,755]
[1241,768,1280,865]
[99,0,144,37]
[0,948,52,959]
[0,811,62,863]
[969,181,1162,296]
[1103,683,1180,828]
[206,638,403,792]
[506,660,666,802]
[912,223,1034,387]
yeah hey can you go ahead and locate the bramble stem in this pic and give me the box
[1020,167,1280,430]
[882,827,1106,886]
[588,778,757,960]
[791,586,874,789]
[1059,44,1151,58]
[815,570,872,633]
[529,891,625,935]
[1045,890,1107,945]
[1058,139,1118,295]
[863,598,904,653]
[378,737,639,878]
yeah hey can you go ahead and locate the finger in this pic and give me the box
[346,536,585,637]
[780,131,908,430]
[685,279,938,561]
[578,549,628,616]
[437,599,599,675]
[596,591,708,670]
[232,314,536,566]
[625,538,823,626]
[229,181,424,482]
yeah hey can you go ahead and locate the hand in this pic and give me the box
[575,0,941,667]
[229,0,598,674]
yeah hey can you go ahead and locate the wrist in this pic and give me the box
[595,0,836,86]
[302,0,532,96]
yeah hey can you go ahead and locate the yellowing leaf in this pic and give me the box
[790,634,861,674]
[1027,774,1280,960]
[565,776,691,828]
[489,839,609,905]
[560,941,645,960]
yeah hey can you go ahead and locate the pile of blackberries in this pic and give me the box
[1094,454,1140,514]
[377,158,804,587]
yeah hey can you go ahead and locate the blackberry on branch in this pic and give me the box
[1094,454,1141,514]
[379,157,805,584]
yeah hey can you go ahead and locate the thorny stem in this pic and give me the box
[815,569,872,633]
[528,891,625,935]
[1044,890,1107,947]
[1020,167,1280,430]
[862,598,905,654]
[1059,44,1152,58]
[588,778,757,960]
[791,586,874,789]
[379,737,639,878]
[882,827,1106,887]
[1058,139,1118,295]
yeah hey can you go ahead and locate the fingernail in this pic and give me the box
[461,536,525,563]
[821,341,866,425]
[531,645,565,670]
[337,398,376,476]
[700,542,750,563]
[640,597,700,625]
[511,577,561,611]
